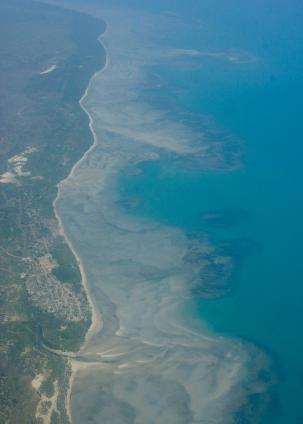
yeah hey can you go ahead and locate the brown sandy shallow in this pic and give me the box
[52,30,109,420]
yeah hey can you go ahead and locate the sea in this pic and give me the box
[57,0,303,422]
[119,0,303,422]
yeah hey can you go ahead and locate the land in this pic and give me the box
[0,0,105,422]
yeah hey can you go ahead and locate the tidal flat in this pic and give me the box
[55,6,274,423]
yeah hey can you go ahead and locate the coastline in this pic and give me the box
[65,359,103,423]
[49,8,275,423]
[52,29,109,422]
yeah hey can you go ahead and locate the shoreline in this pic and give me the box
[52,28,109,422]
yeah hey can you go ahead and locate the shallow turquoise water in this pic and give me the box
[118,1,303,422]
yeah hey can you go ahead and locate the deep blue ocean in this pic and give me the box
[118,0,303,421]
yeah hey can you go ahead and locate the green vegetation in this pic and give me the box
[50,244,82,287]
[0,0,105,421]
